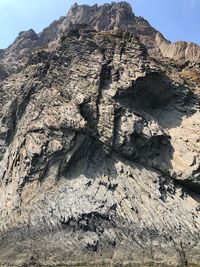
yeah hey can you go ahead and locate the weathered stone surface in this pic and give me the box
[1,1,200,80]
[0,29,38,72]
[0,2,200,267]
[156,32,200,62]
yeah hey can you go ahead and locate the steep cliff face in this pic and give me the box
[1,1,200,78]
[156,33,200,62]
[0,30,38,73]
[0,2,200,267]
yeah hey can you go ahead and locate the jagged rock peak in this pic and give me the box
[70,2,133,11]
[17,29,38,40]
[0,28,39,70]
[156,32,200,62]
[64,1,135,31]
[0,1,200,80]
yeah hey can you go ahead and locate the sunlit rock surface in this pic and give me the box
[0,2,200,266]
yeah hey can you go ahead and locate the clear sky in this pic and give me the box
[0,0,199,49]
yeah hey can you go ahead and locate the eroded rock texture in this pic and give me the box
[0,2,200,267]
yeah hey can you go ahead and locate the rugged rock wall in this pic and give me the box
[156,33,200,62]
[1,1,200,78]
[0,2,200,267]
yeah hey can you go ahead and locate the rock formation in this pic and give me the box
[0,2,200,266]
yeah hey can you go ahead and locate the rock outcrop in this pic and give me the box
[156,33,200,62]
[1,1,200,78]
[0,2,200,267]
[0,29,38,73]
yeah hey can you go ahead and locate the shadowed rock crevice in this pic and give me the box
[114,71,199,190]
[115,71,196,126]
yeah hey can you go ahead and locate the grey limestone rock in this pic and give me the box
[0,2,200,267]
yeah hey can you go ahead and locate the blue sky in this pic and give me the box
[0,0,199,48]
